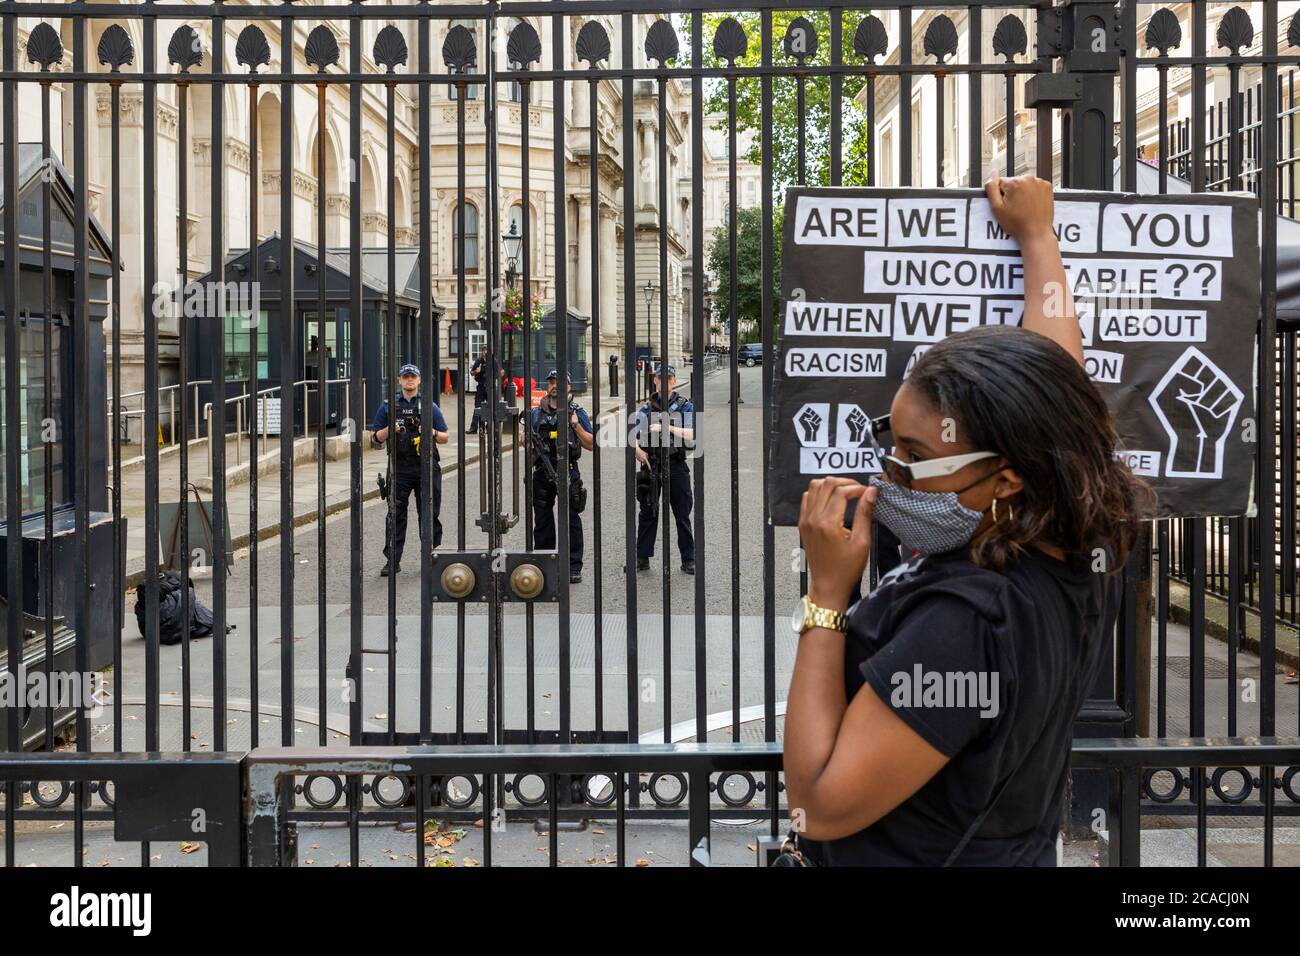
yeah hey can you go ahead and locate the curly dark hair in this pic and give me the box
[905,325,1155,572]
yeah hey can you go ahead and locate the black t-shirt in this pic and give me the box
[798,545,1119,866]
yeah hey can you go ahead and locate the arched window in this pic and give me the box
[453,202,479,273]
[506,202,525,264]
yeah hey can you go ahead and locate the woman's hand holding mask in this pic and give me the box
[797,478,878,613]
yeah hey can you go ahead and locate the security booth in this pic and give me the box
[0,145,117,748]
[186,237,433,439]
[527,306,590,394]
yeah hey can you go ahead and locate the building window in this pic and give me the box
[0,317,69,521]
[223,311,270,382]
[453,202,479,273]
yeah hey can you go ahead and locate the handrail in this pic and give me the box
[107,379,212,449]
[107,378,213,408]
[202,377,355,471]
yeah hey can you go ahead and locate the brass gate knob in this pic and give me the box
[510,563,545,600]
[441,562,476,599]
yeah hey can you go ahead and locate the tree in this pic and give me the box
[699,11,871,195]
[707,204,782,345]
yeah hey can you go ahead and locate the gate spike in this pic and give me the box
[373,25,408,73]
[782,16,818,65]
[852,15,888,64]
[26,23,63,71]
[1144,9,1182,57]
[1216,6,1254,56]
[923,14,959,65]
[167,24,204,72]
[645,19,679,67]
[442,24,477,73]
[97,23,134,72]
[576,20,611,67]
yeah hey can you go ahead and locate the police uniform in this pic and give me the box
[467,352,497,433]
[531,375,592,579]
[373,377,447,572]
[635,375,695,568]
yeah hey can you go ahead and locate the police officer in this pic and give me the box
[531,369,594,584]
[372,363,449,576]
[467,346,499,433]
[634,363,695,574]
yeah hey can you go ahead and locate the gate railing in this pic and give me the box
[4,737,1299,867]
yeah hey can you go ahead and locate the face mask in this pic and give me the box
[868,475,986,556]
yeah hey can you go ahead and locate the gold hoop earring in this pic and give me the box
[991,498,1000,523]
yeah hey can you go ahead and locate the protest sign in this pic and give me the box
[768,187,1259,525]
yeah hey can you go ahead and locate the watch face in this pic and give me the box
[790,596,807,634]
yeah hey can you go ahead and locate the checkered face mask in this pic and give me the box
[868,475,986,556]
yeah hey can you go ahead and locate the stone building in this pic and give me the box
[7,4,756,431]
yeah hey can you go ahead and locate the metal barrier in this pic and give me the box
[3,738,1298,866]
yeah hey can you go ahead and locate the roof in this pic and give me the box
[0,143,113,262]
[207,235,436,312]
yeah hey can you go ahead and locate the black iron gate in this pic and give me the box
[1,1,1298,867]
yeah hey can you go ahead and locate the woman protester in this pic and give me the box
[782,175,1154,866]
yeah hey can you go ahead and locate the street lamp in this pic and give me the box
[503,220,522,383]
[641,279,656,400]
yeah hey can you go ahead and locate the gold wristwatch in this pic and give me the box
[790,595,848,636]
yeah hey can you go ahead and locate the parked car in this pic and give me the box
[737,343,764,367]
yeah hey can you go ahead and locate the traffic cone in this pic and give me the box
[443,368,453,394]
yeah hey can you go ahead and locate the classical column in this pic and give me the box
[576,195,592,318]
[599,207,617,341]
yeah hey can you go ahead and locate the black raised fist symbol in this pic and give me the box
[1148,348,1243,478]
[844,407,869,444]
[798,406,823,444]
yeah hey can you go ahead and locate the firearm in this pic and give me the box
[377,472,389,500]
[635,463,658,506]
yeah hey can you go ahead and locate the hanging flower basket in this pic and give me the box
[478,287,544,332]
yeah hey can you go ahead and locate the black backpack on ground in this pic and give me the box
[134,572,231,645]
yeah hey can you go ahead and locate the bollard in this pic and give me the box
[608,354,618,397]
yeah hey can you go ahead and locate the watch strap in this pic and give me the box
[802,599,847,634]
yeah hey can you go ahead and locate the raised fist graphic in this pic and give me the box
[1148,347,1244,479]
[797,406,823,444]
[844,407,869,444]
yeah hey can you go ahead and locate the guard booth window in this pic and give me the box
[303,310,350,377]
[223,310,269,381]
[0,318,68,521]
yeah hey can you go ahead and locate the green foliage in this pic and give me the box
[707,204,782,344]
[699,11,871,195]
